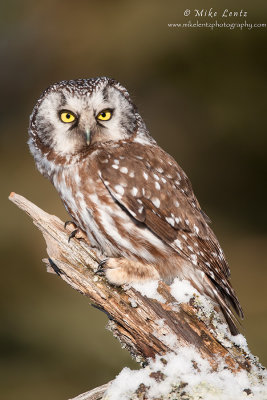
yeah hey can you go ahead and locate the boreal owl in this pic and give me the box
[28,77,243,334]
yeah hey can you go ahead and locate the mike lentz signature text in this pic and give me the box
[187,8,248,18]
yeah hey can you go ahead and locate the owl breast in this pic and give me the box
[52,156,176,273]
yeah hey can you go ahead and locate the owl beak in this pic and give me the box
[85,128,91,145]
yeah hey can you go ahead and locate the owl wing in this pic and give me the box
[97,141,243,318]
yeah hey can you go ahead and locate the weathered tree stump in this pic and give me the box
[9,192,267,400]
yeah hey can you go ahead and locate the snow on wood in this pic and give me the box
[9,192,267,399]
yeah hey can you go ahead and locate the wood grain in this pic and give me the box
[9,192,266,399]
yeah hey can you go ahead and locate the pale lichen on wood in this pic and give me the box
[9,192,267,399]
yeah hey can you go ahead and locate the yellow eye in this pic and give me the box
[97,109,112,121]
[60,111,76,123]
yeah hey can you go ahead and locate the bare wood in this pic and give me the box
[69,382,112,400]
[9,192,266,399]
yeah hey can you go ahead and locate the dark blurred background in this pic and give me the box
[1,0,266,399]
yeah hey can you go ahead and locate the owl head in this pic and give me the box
[28,77,148,160]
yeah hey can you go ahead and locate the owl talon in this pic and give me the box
[68,229,79,243]
[64,221,87,242]
[64,220,77,230]
[95,258,109,276]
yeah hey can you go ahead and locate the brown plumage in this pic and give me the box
[28,77,243,334]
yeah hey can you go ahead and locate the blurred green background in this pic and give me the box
[1,0,266,399]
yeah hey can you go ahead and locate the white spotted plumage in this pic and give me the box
[28,77,243,335]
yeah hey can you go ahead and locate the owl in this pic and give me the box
[28,77,243,334]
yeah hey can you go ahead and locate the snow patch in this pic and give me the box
[105,347,267,400]
[130,280,165,303]
[129,298,138,308]
[159,332,178,349]
[155,318,165,327]
[170,278,199,304]
[231,333,249,352]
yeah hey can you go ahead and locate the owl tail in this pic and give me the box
[212,284,243,336]
[203,275,243,336]
[220,304,240,336]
